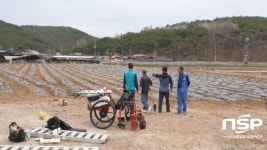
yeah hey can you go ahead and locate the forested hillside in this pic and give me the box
[0,20,96,54]
[1,17,267,61]
[75,16,267,61]
[22,25,96,54]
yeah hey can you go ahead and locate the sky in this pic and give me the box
[0,0,266,38]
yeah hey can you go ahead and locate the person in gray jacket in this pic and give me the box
[152,66,173,113]
[140,70,153,113]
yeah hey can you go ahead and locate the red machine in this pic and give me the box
[117,100,146,129]
[77,88,146,130]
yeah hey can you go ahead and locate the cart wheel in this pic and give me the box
[90,100,116,129]
[124,104,131,121]
[139,119,146,130]
[130,120,139,130]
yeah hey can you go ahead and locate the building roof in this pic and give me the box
[51,55,95,60]
[0,50,8,53]
[132,54,146,58]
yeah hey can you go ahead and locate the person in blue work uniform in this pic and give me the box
[176,66,190,115]
[123,62,139,97]
[153,66,173,113]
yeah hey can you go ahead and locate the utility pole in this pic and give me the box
[107,49,110,57]
[153,43,157,62]
[244,37,249,55]
[10,40,13,52]
[60,44,62,55]
[244,37,249,65]
[121,48,123,56]
[214,39,217,62]
[48,46,51,57]
[94,40,96,56]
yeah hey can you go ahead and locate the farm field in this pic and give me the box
[0,63,267,149]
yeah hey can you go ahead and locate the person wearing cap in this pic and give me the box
[176,66,190,115]
[140,70,153,113]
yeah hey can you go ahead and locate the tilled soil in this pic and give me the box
[0,63,267,150]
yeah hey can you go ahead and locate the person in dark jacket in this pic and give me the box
[140,70,153,113]
[176,66,190,115]
[153,66,173,113]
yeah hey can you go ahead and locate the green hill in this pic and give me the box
[1,17,267,61]
[77,16,267,62]
[0,20,96,54]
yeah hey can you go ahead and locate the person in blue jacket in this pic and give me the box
[123,62,138,96]
[176,66,190,115]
